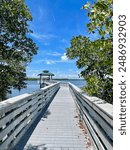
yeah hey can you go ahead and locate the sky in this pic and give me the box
[25,0,94,79]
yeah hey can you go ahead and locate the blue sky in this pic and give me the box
[25,0,94,78]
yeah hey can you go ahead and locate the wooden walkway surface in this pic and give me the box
[15,85,93,150]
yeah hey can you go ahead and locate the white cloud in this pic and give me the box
[34,53,74,65]
[34,59,55,65]
[46,60,55,65]
[61,38,68,44]
[38,7,45,21]
[34,59,44,64]
[30,33,43,40]
[26,69,43,77]
[26,67,80,79]
[30,32,57,40]
[47,52,62,56]
[61,53,68,61]
[54,72,79,79]
[35,58,73,65]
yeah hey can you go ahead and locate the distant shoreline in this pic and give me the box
[26,78,84,81]
[26,78,38,81]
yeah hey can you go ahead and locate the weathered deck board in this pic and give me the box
[15,85,92,150]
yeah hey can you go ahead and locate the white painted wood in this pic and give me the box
[69,82,113,150]
[0,81,112,150]
[16,85,91,150]
[0,83,60,150]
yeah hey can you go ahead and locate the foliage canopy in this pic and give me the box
[66,0,113,103]
[0,0,38,100]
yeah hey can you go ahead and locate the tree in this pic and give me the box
[66,0,113,103]
[0,0,38,101]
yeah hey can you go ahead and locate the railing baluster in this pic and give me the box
[0,82,60,150]
[69,82,113,150]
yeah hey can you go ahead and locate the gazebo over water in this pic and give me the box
[38,70,55,88]
[38,70,55,80]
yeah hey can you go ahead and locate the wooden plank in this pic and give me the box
[16,85,91,150]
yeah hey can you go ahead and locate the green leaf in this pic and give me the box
[0,0,38,101]
[66,0,113,103]
[83,2,90,10]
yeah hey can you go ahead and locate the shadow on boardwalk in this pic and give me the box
[14,89,59,150]
[25,144,47,150]
[14,104,52,150]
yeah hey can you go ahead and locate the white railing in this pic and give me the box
[0,82,60,150]
[69,82,113,150]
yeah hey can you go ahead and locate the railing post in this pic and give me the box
[0,82,60,150]
[69,82,113,150]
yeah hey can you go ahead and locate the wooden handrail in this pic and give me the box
[69,82,113,150]
[0,82,60,150]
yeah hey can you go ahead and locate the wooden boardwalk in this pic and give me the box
[15,85,93,150]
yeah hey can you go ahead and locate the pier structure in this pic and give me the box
[0,82,113,150]
[38,70,55,88]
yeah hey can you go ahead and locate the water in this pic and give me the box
[8,80,40,98]
[9,79,86,98]
[55,79,86,88]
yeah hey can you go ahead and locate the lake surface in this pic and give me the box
[9,79,86,98]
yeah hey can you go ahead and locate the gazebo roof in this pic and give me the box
[38,70,55,76]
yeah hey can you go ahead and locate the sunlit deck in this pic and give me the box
[0,82,112,150]
[15,85,92,150]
